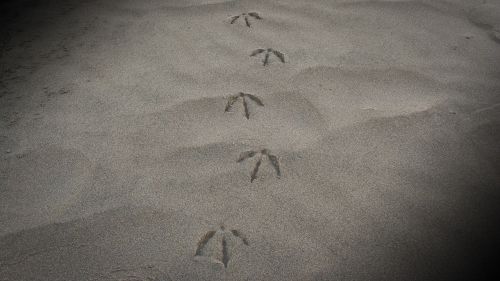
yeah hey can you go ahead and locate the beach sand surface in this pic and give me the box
[1,0,499,280]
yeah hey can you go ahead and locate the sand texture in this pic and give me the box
[1,0,499,280]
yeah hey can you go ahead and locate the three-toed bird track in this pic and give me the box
[250,48,286,66]
[195,225,249,268]
[224,92,264,119]
[193,6,288,272]
[237,149,281,182]
[229,12,263,27]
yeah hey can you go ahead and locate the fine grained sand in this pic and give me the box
[1,0,499,280]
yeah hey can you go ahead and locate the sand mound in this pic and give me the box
[0,206,331,281]
[151,92,327,149]
[291,66,448,129]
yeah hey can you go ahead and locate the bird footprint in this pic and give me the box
[195,225,249,268]
[237,149,281,182]
[250,48,286,66]
[224,92,264,119]
[229,12,263,27]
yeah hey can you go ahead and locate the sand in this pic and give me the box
[1,0,499,280]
